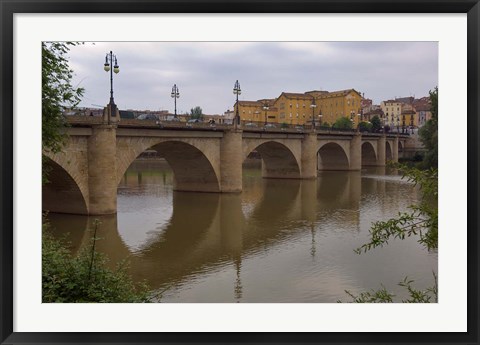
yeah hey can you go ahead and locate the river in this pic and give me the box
[46,159,437,303]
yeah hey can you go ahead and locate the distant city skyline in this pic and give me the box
[68,41,438,114]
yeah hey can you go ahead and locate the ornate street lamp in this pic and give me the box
[263,102,269,126]
[410,113,414,134]
[103,51,120,118]
[318,113,323,129]
[233,80,241,128]
[171,84,180,118]
[310,98,317,129]
[402,114,406,134]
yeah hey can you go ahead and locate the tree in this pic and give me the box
[332,116,353,130]
[370,115,382,132]
[42,42,84,154]
[42,42,84,182]
[190,106,203,120]
[358,121,373,133]
[418,87,438,169]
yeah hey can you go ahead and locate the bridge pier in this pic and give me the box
[220,130,243,192]
[301,133,318,179]
[87,124,118,215]
[393,136,399,163]
[377,135,386,166]
[349,134,361,171]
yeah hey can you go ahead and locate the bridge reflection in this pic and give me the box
[47,165,398,299]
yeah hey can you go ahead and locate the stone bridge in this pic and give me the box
[43,115,407,215]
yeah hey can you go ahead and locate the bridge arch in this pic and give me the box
[242,140,301,179]
[361,142,377,166]
[317,142,350,170]
[42,156,89,214]
[117,138,221,192]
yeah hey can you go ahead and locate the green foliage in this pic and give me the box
[281,122,288,128]
[332,116,353,130]
[42,221,151,303]
[319,121,331,129]
[190,106,203,119]
[370,115,382,132]
[42,42,84,183]
[418,87,438,169]
[356,165,438,254]
[342,274,437,303]
[358,121,373,132]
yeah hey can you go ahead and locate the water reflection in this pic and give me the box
[47,159,436,302]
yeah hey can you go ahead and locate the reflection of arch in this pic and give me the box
[43,157,89,214]
[244,141,301,179]
[361,142,377,166]
[117,140,220,192]
[317,143,350,170]
[386,141,393,161]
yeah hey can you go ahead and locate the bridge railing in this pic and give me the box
[64,116,411,138]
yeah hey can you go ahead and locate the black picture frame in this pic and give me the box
[1,1,479,344]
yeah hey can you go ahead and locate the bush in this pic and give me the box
[358,121,373,132]
[319,121,331,129]
[42,222,151,303]
[332,117,353,130]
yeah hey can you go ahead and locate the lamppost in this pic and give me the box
[233,80,241,128]
[410,113,414,134]
[396,115,400,133]
[402,113,406,133]
[310,98,317,129]
[263,102,269,126]
[357,113,361,132]
[318,113,323,128]
[171,84,180,118]
[103,51,120,119]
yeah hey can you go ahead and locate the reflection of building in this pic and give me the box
[234,89,363,126]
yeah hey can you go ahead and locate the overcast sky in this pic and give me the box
[68,42,438,115]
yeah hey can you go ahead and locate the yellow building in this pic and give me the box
[235,89,363,127]
[307,89,363,126]
[234,99,277,124]
[380,100,403,128]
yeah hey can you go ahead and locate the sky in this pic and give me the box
[68,42,438,115]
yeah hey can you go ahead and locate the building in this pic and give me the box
[274,92,316,126]
[362,108,384,122]
[414,103,432,127]
[380,100,403,128]
[310,89,363,126]
[234,89,363,127]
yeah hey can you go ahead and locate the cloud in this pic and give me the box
[68,41,438,114]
